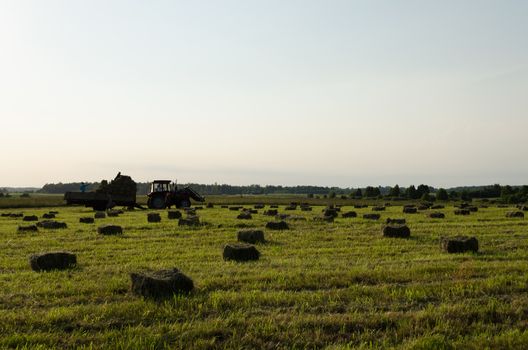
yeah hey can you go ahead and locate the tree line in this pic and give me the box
[35,182,528,203]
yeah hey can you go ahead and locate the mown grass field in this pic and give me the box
[1,202,528,349]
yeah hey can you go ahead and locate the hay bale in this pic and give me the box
[354,204,368,209]
[23,215,38,222]
[130,268,194,299]
[223,243,260,261]
[270,205,279,208]
[107,209,122,217]
[363,213,380,220]
[382,225,411,238]
[468,206,478,212]
[18,225,38,233]
[1,213,11,217]
[206,203,214,208]
[517,205,527,211]
[263,209,278,216]
[168,210,182,219]
[431,205,445,209]
[237,229,265,244]
[229,206,242,211]
[314,215,334,223]
[49,211,59,214]
[441,236,478,253]
[29,251,77,271]
[37,220,67,229]
[323,208,338,218]
[342,211,357,218]
[386,218,406,225]
[418,205,430,210]
[237,212,252,220]
[178,216,200,227]
[9,213,23,218]
[506,211,524,218]
[42,213,55,219]
[372,206,386,212]
[254,204,265,209]
[265,221,289,230]
[94,212,106,219]
[79,217,95,224]
[97,225,123,235]
[275,213,290,220]
[301,206,312,212]
[221,205,229,209]
[284,204,297,211]
[428,212,445,219]
[454,209,470,216]
[147,213,161,223]
[194,206,204,210]
[403,207,417,214]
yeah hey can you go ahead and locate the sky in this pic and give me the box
[1,0,527,188]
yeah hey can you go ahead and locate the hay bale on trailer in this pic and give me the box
[29,252,77,271]
[130,268,194,299]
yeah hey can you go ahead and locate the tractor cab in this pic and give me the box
[150,180,174,193]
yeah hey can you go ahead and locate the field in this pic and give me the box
[1,201,528,349]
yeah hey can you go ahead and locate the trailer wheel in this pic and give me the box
[149,194,166,209]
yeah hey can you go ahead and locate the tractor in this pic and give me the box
[147,180,205,209]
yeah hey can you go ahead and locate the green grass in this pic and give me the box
[1,203,527,349]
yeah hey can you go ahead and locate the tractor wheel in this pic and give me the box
[149,195,166,209]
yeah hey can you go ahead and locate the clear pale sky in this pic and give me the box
[1,1,527,188]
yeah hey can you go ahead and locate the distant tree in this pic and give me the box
[364,186,378,197]
[436,188,449,201]
[354,188,363,198]
[460,190,472,201]
[388,185,401,197]
[421,193,435,202]
[405,185,418,199]
[501,185,514,198]
[307,193,314,198]
[329,191,336,199]
[0,192,3,198]
[20,193,30,198]
[416,184,430,198]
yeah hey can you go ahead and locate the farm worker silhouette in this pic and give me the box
[80,182,88,193]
